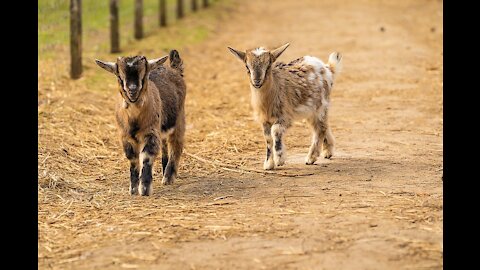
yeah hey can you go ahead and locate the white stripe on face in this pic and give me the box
[252,47,267,56]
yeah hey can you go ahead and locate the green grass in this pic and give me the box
[38,0,230,92]
[38,0,213,59]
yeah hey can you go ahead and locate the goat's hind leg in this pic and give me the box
[162,124,184,185]
[161,138,168,175]
[306,117,327,165]
[321,126,335,159]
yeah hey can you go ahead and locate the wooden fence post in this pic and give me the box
[134,0,143,39]
[70,0,82,79]
[177,0,184,19]
[159,0,167,27]
[203,0,208,8]
[191,0,197,12]
[110,0,120,53]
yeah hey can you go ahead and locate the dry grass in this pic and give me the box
[38,0,443,268]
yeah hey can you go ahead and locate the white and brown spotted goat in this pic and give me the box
[227,43,342,170]
[95,50,186,195]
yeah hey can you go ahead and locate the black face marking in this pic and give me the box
[123,142,136,160]
[142,134,159,156]
[128,119,140,142]
[118,56,148,102]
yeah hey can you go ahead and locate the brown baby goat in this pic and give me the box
[95,50,186,195]
[228,43,342,170]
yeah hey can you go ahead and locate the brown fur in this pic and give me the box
[95,51,186,195]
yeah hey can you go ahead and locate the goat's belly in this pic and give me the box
[293,102,329,121]
[293,104,316,118]
[160,127,175,139]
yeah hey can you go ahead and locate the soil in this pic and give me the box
[38,0,443,269]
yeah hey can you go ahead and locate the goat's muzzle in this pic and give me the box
[252,79,263,89]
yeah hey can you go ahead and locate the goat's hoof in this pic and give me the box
[264,159,275,170]
[130,184,139,195]
[162,176,174,185]
[321,149,333,159]
[273,155,285,166]
[273,153,285,166]
[275,159,285,167]
[139,182,152,196]
[305,156,317,165]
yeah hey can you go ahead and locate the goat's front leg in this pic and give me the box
[123,141,139,195]
[271,122,287,167]
[138,133,160,196]
[262,122,275,170]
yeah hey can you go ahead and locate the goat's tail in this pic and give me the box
[169,49,184,76]
[327,52,342,76]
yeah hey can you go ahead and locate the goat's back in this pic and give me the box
[149,66,186,132]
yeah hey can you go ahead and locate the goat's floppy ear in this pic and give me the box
[270,43,290,62]
[227,47,246,62]
[148,55,169,71]
[95,59,117,74]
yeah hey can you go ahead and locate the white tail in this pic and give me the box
[327,52,342,75]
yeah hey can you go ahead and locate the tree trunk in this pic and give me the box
[159,0,167,27]
[177,0,184,19]
[134,0,143,39]
[191,0,197,12]
[203,0,208,8]
[110,0,120,53]
[70,0,82,79]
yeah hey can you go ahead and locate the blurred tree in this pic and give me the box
[134,0,143,39]
[110,0,120,52]
[192,0,198,12]
[177,0,184,19]
[70,0,82,79]
[159,0,167,27]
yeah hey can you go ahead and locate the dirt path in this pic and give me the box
[38,0,443,269]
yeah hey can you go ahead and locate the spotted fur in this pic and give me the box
[228,43,342,169]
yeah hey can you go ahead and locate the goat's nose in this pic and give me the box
[253,79,261,84]
[127,84,138,92]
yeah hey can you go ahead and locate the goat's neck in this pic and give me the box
[250,71,278,121]
[252,72,277,98]
[123,87,152,119]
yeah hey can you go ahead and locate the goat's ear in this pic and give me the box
[227,47,246,62]
[95,59,117,74]
[270,43,290,62]
[148,55,168,71]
